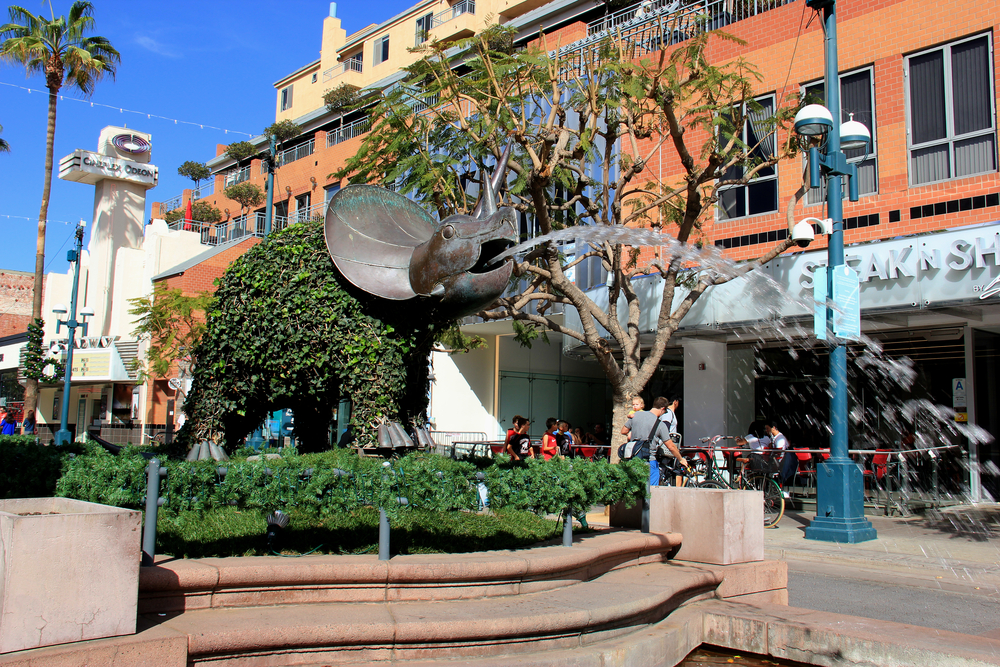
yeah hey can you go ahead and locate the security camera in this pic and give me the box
[791,220,815,248]
[801,216,833,235]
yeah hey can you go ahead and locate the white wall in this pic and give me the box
[429,342,500,437]
[682,339,727,443]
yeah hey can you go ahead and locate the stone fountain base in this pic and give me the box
[0,529,995,666]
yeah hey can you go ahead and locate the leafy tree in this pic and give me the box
[336,25,803,455]
[177,160,210,192]
[129,283,214,382]
[0,1,119,418]
[21,319,64,385]
[164,201,222,224]
[223,182,264,219]
[263,119,302,145]
[0,123,8,152]
[225,140,257,165]
[324,83,361,114]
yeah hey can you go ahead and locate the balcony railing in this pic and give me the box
[564,0,791,71]
[192,181,214,199]
[165,210,306,247]
[326,117,371,147]
[433,0,475,27]
[260,139,315,174]
[224,165,251,187]
[160,193,183,213]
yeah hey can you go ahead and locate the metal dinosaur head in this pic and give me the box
[324,146,516,318]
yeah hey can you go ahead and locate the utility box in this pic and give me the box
[0,497,141,653]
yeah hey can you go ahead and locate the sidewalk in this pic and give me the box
[585,503,1000,591]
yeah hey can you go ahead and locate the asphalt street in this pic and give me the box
[786,558,1000,636]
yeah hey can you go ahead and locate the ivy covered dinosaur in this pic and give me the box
[180,164,515,453]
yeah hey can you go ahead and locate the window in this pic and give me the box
[373,35,390,66]
[280,85,293,112]
[311,73,317,83]
[804,68,878,204]
[294,193,312,222]
[717,94,778,220]
[415,12,433,46]
[325,183,341,203]
[906,34,997,185]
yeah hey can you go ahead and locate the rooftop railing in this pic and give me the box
[224,165,251,187]
[261,139,315,174]
[160,194,183,214]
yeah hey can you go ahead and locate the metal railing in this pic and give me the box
[160,194,183,213]
[563,0,791,72]
[433,0,475,26]
[322,66,337,82]
[224,165,251,187]
[429,431,489,458]
[275,138,314,168]
[192,182,214,199]
[326,116,371,147]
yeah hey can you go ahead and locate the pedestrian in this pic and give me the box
[657,396,684,486]
[766,420,795,488]
[21,410,36,435]
[541,417,560,460]
[504,415,526,451]
[0,412,18,436]
[621,396,687,487]
[505,418,533,461]
[556,420,573,456]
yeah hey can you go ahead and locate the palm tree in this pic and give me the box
[0,2,119,417]
[0,123,9,152]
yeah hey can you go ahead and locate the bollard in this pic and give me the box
[563,507,573,546]
[641,497,650,533]
[142,458,168,566]
[378,508,390,560]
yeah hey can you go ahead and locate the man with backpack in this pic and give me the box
[621,396,687,486]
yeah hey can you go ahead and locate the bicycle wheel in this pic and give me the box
[745,474,785,527]
[697,479,728,490]
[687,451,711,483]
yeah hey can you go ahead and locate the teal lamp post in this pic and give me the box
[796,0,876,543]
[53,220,94,446]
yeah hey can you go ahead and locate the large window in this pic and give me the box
[804,68,878,204]
[906,34,997,185]
[415,13,433,46]
[280,85,293,112]
[718,94,778,220]
[373,35,390,66]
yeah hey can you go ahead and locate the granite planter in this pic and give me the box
[0,497,141,653]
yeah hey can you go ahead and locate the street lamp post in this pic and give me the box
[263,134,277,237]
[797,0,876,543]
[53,220,94,447]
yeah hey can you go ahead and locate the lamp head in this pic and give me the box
[840,113,871,151]
[52,304,67,315]
[794,104,833,138]
[79,306,95,318]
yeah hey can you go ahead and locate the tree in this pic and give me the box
[129,284,214,431]
[324,83,361,114]
[337,25,803,455]
[0,1,119,418]
[225,140,257,165]
[177,160,210,193]
[164,200,222,224]
[263,119,302,145]
[0,123,9,152]
[224,182,264,219]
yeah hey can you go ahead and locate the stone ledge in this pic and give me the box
[138,530,683,612]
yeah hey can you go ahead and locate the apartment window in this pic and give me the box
[311,73,317,83]
[373,35,390,66]
[280,85,293,112]
[804,68,878,204]
[718,94,778,220]
[325,183,341,203]
[415,12,433,46]
[906,34,997,186]
[294,193,312,222]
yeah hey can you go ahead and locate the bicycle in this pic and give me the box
[695,435,785,527]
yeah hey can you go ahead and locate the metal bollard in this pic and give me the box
[563,507,573,546]
[378,508,390,560]
[641,497,650,533]
[142,458,168,566]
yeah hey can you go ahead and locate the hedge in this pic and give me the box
[0,436,83,499]
[55,447,649,519]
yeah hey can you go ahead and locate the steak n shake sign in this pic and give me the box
[59,149,158,187]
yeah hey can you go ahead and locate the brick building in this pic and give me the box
[152,0,999,497]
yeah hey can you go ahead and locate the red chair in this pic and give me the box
[862,449,893,514]
[793,448,817,495]
[578,445,598,460]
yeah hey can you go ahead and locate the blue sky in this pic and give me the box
[0,0,413,276]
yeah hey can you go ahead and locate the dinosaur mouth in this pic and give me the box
[470,238,516,275]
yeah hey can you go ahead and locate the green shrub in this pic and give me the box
[55,449,648,519]
[0,436,84,499]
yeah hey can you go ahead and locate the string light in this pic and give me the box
[1,214,80,225]
[0,81,254,137]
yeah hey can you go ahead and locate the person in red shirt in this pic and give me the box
[541,417,560,460]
